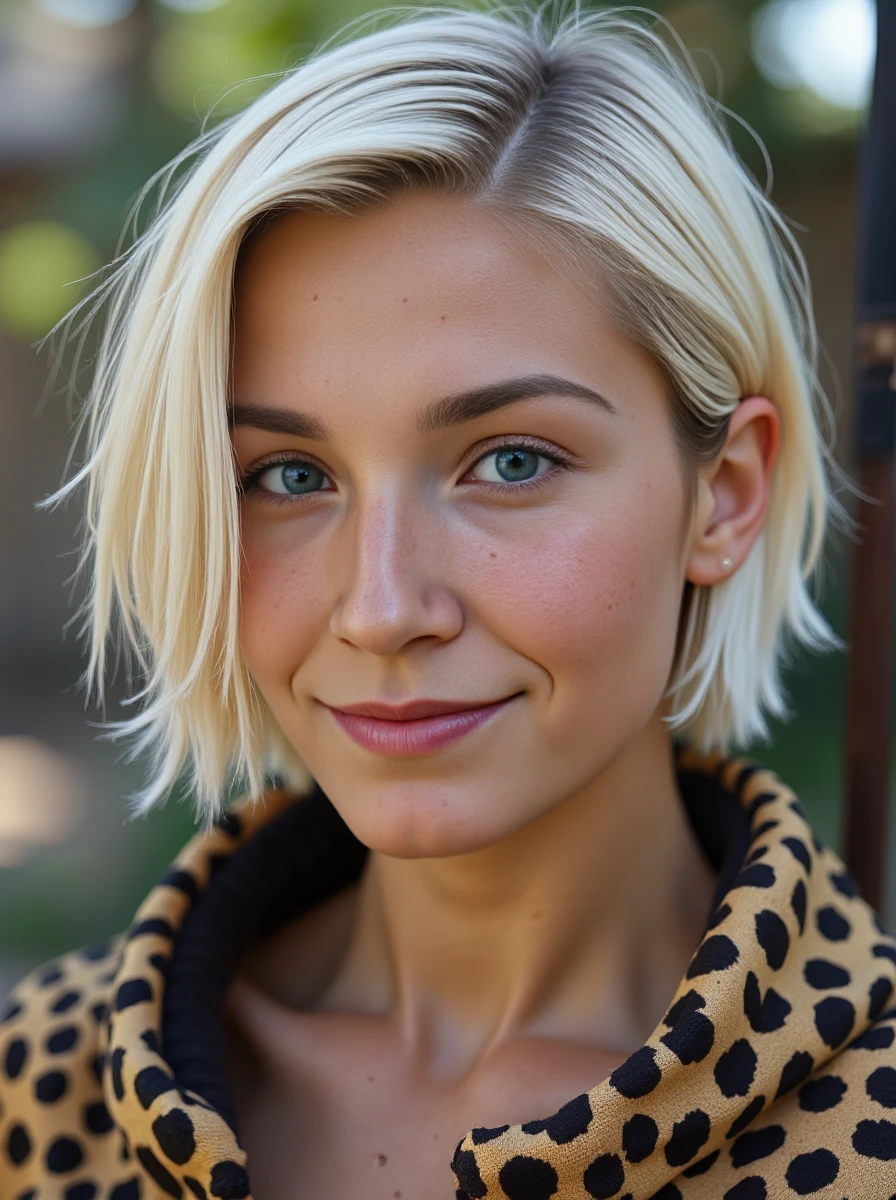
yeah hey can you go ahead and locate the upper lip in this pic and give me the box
[325,697,514,721]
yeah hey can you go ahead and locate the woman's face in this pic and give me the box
[231,193,698,858]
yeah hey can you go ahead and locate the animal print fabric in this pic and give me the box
[4,747,896,1199]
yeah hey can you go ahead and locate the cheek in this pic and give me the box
[474,481,686,715]
[238,528,328,694]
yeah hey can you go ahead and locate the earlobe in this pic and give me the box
[685,396,781,588]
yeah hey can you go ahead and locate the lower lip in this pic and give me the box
[326,698,515,757]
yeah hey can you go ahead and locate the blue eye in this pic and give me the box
[256,460,329,495]
[470,447,549,484]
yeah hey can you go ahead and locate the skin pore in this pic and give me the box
[223,192,780,1199]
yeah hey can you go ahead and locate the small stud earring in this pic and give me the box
[721,556,733,571]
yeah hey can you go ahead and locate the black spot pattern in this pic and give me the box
[471,1124,510,1145]
[714,1038,757,1098]
[46,1026,79,1055]
[664,1109,710,1167]
[609,1047,661,1098]
[814,996,855,1049]
[135,1065,176,1109]
[682,1150,718,1177]
[724,1179,766,1200]
[521,1093,592,1144]
[782,836,812,872]
[46,1135,84,1173]
[64,1185,97,1200]
[867,1066,896,1108]
[136,1145,183,1197]
[152,1109,197,1165]
[804,958,850,989]
[726,1095,766,1138]
[160,867,200,901]
[732,863,775,890]
[621,1114,658,1163]
[453,1143,486,1199]
[660,1007,715,1065]
[775,1050,814,1099]
[4,1037,28,1079]
[115,979,153,1012]
[743,971,791,1033]
[686,935,739,978]
[850,1025,895,1051]
[874,943,896,967]
[85,1099,115,1135]
[830,869,859,898]
[109,1182,141,1200]
[816,905,850,941]
[784,1148,840,1193]
[791,879,807,935]
[8,1122,32,1165]
[111,1047,126,1101]
[34,1069,68,1103]
[799,1075,847,1112]
[208,1161,250,1199]
[754,910,789,970]
[705,903,732,930]
[853,1118,896,1160]
[498,1154,559,1200]
[130,918,175,940]
[730,1124,786,1168]
[581,1152,625,1199]
[50,991,81,1014]
[870,976,894,1020]
[662,989,705,1027]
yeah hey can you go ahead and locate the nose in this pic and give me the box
[329,487,464,656]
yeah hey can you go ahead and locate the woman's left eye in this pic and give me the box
[468,446,554,485]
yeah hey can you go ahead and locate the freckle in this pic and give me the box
[440,798,448,807]
[440,314,446,321]
[432,1133,439,1141]
[394,1192,402,1198]
[367,1075,375,1083]
[312,294,318,301]
[531,910,542,920]
[489,551,497,558]
[377,1153,388,1167]
[402,297,408,303]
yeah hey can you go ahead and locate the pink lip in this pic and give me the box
[324,696,518,756]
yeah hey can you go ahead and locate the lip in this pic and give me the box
[323,695,518,757]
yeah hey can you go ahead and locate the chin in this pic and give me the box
[329,776,528,859]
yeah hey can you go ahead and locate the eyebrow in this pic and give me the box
[228,372,617,441]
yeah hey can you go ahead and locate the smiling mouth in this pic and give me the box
[323,695,520,757]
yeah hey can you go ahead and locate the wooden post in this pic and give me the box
[843,0,896,913]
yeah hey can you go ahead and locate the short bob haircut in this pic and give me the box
[50,3,840,822]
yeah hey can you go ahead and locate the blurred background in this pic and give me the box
[0,0,892,997]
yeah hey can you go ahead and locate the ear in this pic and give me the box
[685,396,781,587]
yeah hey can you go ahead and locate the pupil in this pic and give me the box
[496,448,538,482]
[282,462,322,494]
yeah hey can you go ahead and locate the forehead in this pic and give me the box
[231,192,664,418]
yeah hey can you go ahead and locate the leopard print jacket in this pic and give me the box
[4,746,896,1200]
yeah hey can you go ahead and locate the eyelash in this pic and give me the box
[237,436,574,507]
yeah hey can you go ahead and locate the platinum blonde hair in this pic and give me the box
[49,3,840,821]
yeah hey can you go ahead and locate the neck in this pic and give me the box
[320,718,717,1079]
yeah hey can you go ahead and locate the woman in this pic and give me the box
[3,5,896,1199]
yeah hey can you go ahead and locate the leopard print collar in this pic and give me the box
[98,746,896,1199]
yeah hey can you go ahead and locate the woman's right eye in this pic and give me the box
[246,459,332,497]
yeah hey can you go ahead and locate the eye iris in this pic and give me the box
[495,448,539,482]
[281,462,323,493]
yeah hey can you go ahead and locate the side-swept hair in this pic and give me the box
[47,3,840,821]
